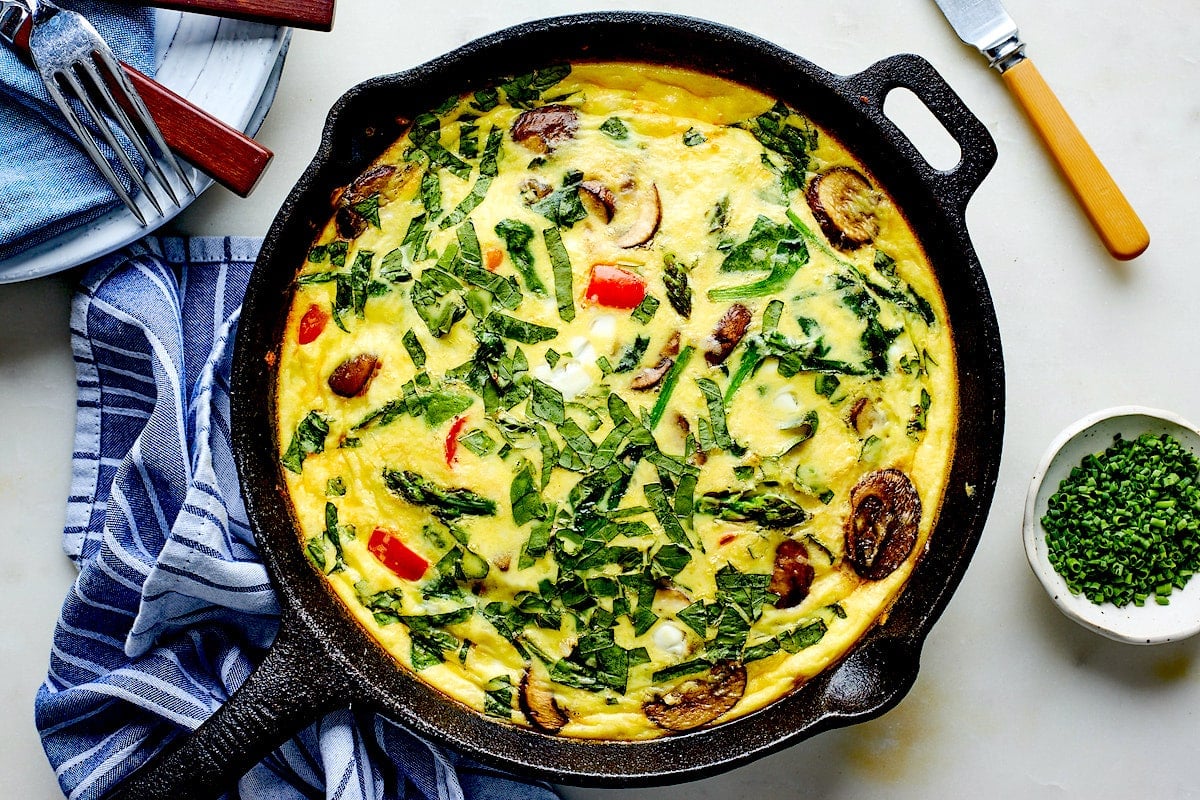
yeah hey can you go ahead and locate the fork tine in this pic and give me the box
[91,45,195,198]
[42,71,147,225]
[76,51,181,208]
[57,64,164,216]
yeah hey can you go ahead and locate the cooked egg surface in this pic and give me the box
[275,62,957,740]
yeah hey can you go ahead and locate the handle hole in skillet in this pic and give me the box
[881,87,962,172]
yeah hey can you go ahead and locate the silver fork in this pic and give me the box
[0,0,194,225]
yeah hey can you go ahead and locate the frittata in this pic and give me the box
[275,62,957,739]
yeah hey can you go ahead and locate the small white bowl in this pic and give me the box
[1023,406,1200,644]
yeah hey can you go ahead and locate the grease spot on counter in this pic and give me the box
[842,678,937,783]
[1153,653,1192,683]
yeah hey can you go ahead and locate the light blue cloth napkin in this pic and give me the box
[0,1,156,260]
[34,237,563,800]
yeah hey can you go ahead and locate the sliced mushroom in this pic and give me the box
[328,353,380,398]
[630,357,674,391]
[346,164,397,204]
[644,661,747,731]
[847,397,886,437]
[661,331,681,358]
[769,539,815,609]
[613,180,661,248]
[806,166,882,250]
[704,303,752,366]
[510,105,579,153]
[333,163,417,239]
[844,468,921,580]
[519,176,553,204]
[519,667,568,734]
[579,180,616,222]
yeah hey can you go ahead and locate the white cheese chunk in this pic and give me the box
[652,622,688,658]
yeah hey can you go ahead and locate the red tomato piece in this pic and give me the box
[367,527,428,581]
[485,248,504,271]
[297,304,328,345]
[586,264,646,309]
[444,415,469,466]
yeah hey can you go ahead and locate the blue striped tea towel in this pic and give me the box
[0,2,157,260]
[34,237,562,800]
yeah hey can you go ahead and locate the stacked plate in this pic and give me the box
[0,10,290,284]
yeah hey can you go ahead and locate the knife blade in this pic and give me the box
[933,0,1149,260]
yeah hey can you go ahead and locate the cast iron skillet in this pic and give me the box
[109,12,1003,799]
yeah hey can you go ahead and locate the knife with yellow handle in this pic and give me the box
[933,0,1149,260]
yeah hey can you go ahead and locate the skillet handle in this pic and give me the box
[840,53,998,215]
[103,625,357,800]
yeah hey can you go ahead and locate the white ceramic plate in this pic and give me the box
[0,11,291,284]
[1024,406,1200,644]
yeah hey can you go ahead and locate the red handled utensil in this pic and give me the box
[108,0,335,32]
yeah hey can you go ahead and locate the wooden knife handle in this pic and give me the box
[107,0,335,31]
[119,62,273,197]
[1002,58,1149,260]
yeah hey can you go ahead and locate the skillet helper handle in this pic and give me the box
[841,53,997,218]
[104,628,355,800]
[118,62,273,197]
[106,0,335,32]
[1000,58,1149,261]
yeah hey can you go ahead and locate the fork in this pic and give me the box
[0,0,194,225]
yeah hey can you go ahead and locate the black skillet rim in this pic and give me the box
[232,11,1004,787]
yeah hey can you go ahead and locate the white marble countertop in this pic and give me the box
[3,0,1197,796]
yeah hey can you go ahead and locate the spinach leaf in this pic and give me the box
[494,219,546,295]
[420,170,442,218]
[697,488,808,528]
[459,428,497,457]
[733,101,816,190]
[511,460,548,526]
[779,619,828,653]
[662,253,692,318]
[676,601,709,638]
[281,411,329,474]
[531,170,588,230]
[683,127,706,146]
[439,175,493,230]
[424,391,473,427]
[483,675,514,719]
[380,248,411,283]
[710,233,808,301]
[449,221,522,309]
[350,194,381,228]
[644,482,691,548]
[599,116,629,139]
[530,378,566,424]
[719,215,792,272]
[408,112,472,180]
[481,311,557,344]
[613,335,650,373]
[630,293,659,324]
[499,64,571,108]
[651,658,712,683]
[696,377,744,455]
[402,329,426,369]
[383,468,497,520]
[472,87,499,112]
[543,226,575,322]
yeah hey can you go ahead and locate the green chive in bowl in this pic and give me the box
[1023,406,1200,644]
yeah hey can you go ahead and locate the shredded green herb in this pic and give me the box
[1042,432,1200,607]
